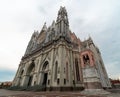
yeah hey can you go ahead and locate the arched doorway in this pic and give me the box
[42,73,48,85]
[41,61,49,87]
[26,61,35,87]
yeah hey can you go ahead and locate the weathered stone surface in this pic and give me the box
[0,89,120,97]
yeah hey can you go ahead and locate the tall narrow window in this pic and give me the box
[54,61,58,80]
[64,79,66,85]
[75,58,80,81]
[57,78,59,84]
[73,80,75,85]
[66,62,68,80]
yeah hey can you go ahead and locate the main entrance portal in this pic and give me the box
[41,61,49,90]
[42,73,48,86]
[26,61,35,87]
[28,75,33,86]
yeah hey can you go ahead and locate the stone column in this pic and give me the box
[22,75,29,87]
[36,56,42,85]
[48,47,54,87]
[38,72,42,85]
[59,44,63,87]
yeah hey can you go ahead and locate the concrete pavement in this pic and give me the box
[0,89,120,97]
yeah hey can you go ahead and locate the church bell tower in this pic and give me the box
[56,6,69,37]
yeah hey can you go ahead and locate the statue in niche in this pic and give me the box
[83,54,90,66]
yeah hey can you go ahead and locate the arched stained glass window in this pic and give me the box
[75,58,80,81]
[54,61,58,80]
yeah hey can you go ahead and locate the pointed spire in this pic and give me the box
[59,6,67,13]
[55,6,70,39]
[56,6,69,25]
[33,30,39,37]
[51,20,55,27]
[88,34,93,42]
[41,22,47,31]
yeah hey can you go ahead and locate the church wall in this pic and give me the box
[61,45,71,87]
[12,36,110,90]
[96,54,111,88]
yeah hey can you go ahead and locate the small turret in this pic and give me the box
[41,22,47,32]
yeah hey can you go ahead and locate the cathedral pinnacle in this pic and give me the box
[41,22,47,32]
[56,6,69,24]
[55,6,69,36]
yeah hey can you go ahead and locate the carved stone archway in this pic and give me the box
[26,61,35,87]
[41,61,49,87]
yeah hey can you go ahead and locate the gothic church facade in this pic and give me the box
[12,7,111,91]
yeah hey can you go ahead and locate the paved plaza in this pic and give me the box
[0,89,120,97]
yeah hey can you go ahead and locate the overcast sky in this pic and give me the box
[0,0,120,82]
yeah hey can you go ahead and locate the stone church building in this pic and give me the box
[12,6,111,91]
